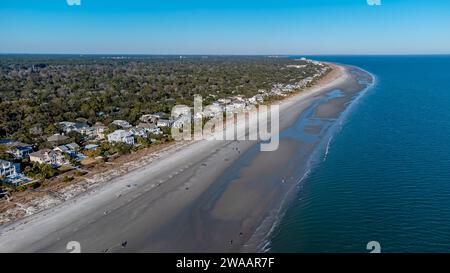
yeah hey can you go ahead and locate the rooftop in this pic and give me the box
[47,134,69,142]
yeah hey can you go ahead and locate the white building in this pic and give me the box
[7,145,33,159]
[54,143,80,156]
[58,121,90,134]
[172,116,191,129]
[218,98,231,104]
[111,120,132,129]
[29,149,66,166]
[226,102,246,113]
[248,95,264,105]
[203,103,223,118]
[0,160,17,178]
[129,127,149,138]
[107,130,135,145]
[136,123,162,135]
[47,134,69,144]
[157,119,172,128]
[139,114,158,124]
[91,123,107,140]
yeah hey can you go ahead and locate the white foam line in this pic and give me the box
[255,66,378,253]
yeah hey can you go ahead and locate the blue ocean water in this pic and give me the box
[269,56,450,253]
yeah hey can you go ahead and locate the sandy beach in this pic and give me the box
[0,63,372,253]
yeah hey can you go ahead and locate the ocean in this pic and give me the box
[269,55,450,253]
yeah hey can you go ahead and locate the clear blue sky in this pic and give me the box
[1,0,449,55]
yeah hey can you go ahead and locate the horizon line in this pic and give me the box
[1,52,450,57]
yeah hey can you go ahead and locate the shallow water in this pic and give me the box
[269,55,450,253]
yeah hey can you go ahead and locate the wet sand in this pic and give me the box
[0,64,372,253]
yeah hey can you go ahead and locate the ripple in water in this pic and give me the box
[269,55,450,253]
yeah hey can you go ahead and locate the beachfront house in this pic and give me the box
[0,159,17,179]
[66,142,80,152]
[58,121,90,134]
[129,127,149,138]
[248,96,257,105]
[107,130,135,145]
[47,134,70,146]
[218,98,231,104]
[139,114,158,124]
[7,145,33,159]
[58,121,109,141]
[136,123,162,135]
[230,95,246,103]
[111,120,132,129]
[258,89,268,94]
[58,121,76,132]
[79,127,96,140]
[54,142,80,157]
[172,106,191,117]
[194,111,204,120]
[172,116,191,129]
[29,149,66,166]
[204,103,223,117]
[156,119,172,128]
[84,144,99,151]
[254,94,264,104]
[54,145,70,154]
[269,88,285,97]
[91,122,107,140]
[282,84,296,93]
[226,101,247,113]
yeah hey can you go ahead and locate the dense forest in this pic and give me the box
[0,55,324,144]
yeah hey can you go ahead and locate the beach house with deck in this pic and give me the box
[0,159,17,179]
[29,149,66,167]
[107,130,135,145]
[111,120,132,129]
[7,144,33,159]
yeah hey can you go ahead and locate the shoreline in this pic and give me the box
[250,64,377,253]
[0,63,362,253]
[181,64,373,253]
